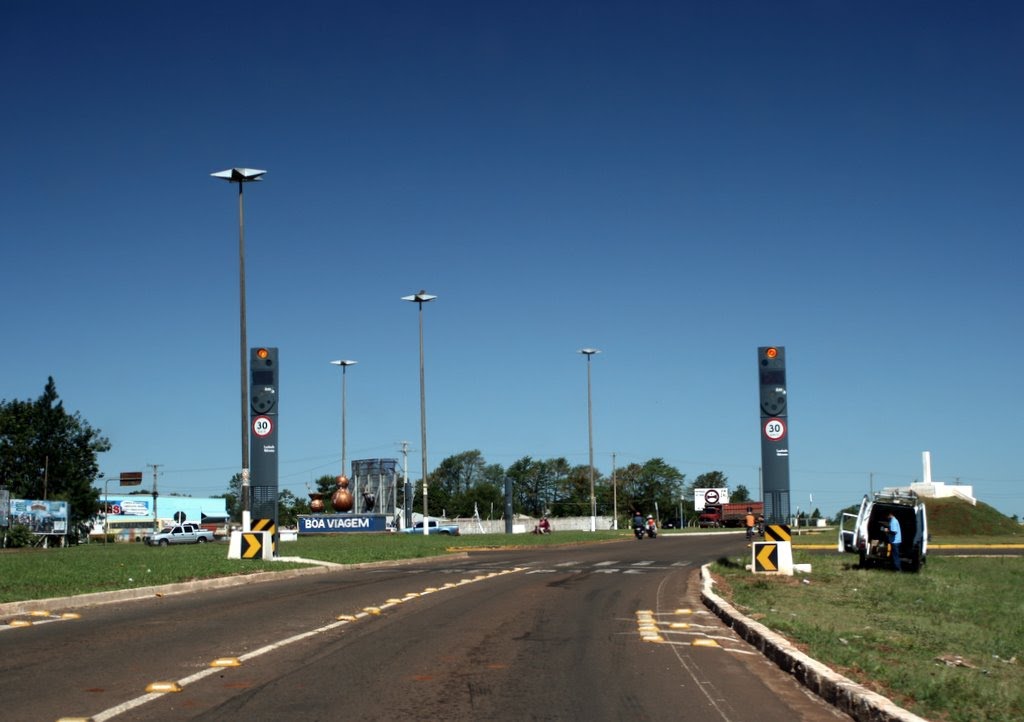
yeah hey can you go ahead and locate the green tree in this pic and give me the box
[427,451,510,517]
[691,470,728,491]
[618,458,685,519]
[0,378,111,539]
[431,450,489,511]
[278,489,310,527]
[731,484,752,503]
[552,463,604,517]
[220,473,243,522]
[314,474,338,497]
[508,456,571,517]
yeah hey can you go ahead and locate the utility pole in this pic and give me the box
[400,441,410,529]
[147,463,162,529]
[611,452,618,530]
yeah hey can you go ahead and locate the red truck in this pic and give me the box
[698,502,764,528]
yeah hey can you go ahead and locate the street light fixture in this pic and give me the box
[329,360,358,480]
[579,348,601,532]
[211,167,266,532]
[402,290,437,536]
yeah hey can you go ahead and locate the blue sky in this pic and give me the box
[3,1,1022,519]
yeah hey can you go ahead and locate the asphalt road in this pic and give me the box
[2,535,851,721]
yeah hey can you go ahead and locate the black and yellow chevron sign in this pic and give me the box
[764,524,791,542]
[754,542,779,572]
[251,518,277,536]
[251,518,277,555]
[241,532,263,559]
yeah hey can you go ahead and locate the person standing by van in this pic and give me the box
[888,512,902,571]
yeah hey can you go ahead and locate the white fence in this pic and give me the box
[451,516,615,535]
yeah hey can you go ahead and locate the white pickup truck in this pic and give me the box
[146,523,217,546]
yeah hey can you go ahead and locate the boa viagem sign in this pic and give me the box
[298,514,390,533]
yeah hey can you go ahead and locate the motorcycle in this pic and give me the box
[634,524,657,539]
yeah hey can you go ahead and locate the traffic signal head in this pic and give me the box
[251,347,278,414]
[758,346,787,417]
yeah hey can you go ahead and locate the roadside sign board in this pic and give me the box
[695,487,729,510]
[120,471,143,486]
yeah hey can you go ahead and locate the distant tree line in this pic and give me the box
[223,450,752,527]
[0,378,758,539]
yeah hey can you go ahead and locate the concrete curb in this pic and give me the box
[700,564,928,722]
[0,553,469,617]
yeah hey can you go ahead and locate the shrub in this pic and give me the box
[5,524,36,548]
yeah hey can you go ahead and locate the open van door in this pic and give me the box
[920,504,928,557]
[838,495,869,553]
[906,502,928,571]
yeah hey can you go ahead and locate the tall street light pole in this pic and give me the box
[329,360,358,479]
[579,348,600,532]
[211,167,266,532]
[402,290,436,536]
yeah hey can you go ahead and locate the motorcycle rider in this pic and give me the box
[645,515,657,538]
[632,511,645,538]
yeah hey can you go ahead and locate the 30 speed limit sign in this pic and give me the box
[252,415,274,438]
[763,418,786,441]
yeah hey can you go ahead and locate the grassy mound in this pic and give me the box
[924,497,1022,536]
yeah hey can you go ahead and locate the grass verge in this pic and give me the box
[0,530,625,603]
[710,551,1024,722]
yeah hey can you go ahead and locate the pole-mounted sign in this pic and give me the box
[249,347,279,552]
[758,346,791,525]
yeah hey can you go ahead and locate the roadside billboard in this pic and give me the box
[9,499,69,534]
[100,496,228,525]
[694,488,730,511]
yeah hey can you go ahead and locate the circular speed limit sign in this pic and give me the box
[252,415,274,438]
[764,418,786,441]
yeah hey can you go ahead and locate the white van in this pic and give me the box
[838,488,928,572]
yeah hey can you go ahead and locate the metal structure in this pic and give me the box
[211,167,266,527]
[402,291,436,535]
[249,346,279,545]
[351,459,399,518]
[329,360,358,478]
[758,345,791,524]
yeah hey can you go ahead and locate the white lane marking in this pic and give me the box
[80,567,526,720]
